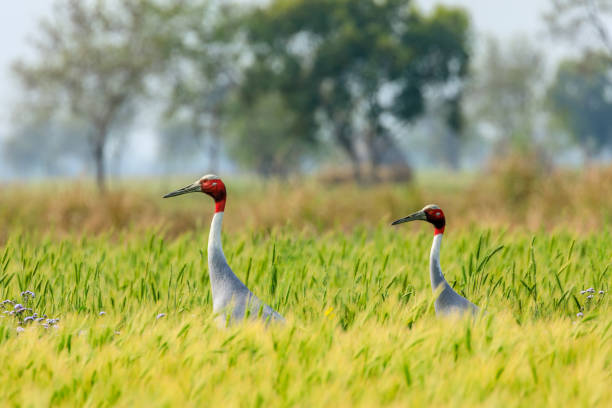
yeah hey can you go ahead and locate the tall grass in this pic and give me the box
[0,224,610,406]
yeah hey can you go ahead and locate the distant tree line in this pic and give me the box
[6,0,470,189]
[5,0,612,190]
[545,0,612,161]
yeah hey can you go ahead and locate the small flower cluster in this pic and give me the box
[579,287,606,299]
[21,290,35,300]
[576,287,606,318]
[0,291,60,333]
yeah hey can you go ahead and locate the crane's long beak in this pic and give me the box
[163,181,201,198]
[391,210,427,226]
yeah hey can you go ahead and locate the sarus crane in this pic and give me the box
[164,174,284,325]
[392,204,479,316]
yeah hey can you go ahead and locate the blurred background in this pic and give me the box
[1,0,611,236]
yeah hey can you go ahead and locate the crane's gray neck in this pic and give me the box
[207,212,234,300]
[208,212,224,254]
[430,233,448,291]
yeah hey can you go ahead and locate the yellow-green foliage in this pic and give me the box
[0,226,610,407]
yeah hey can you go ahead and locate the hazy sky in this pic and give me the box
[1,2,54,132]
[0,0,561,176]
[420,0,551,38]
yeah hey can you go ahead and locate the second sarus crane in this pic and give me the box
[392,204,479,316]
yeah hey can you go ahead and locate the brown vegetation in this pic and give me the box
[1,162,612,241]
[317,165,413,184]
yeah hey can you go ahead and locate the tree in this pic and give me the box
[225,92,316,176]
[464,36,546,153]
[160,0,243,174]
[12,0,185,191]
[548,52,612,159]
[240,0,470,180]
[545,0,612,56]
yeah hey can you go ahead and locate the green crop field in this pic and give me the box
[0,220,610,407]
[1,172,612,407]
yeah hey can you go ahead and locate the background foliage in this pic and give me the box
[6,0,611,187]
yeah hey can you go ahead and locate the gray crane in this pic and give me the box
[392,204,479,316]
[164,174,284,326]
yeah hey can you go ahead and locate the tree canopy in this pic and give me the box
[548,52,612,159]
[10,0,473,182]
[465,36,546,154]
[238,0,471,179]
[12,0,187,191]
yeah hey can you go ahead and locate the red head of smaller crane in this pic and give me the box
[163,174,227,212]
[391,204,446,235]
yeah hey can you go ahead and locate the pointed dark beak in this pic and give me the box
[391,210,427,226]
[163,182,201,198]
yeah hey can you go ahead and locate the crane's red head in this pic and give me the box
[163,174,227,213]
[391,204,446,235]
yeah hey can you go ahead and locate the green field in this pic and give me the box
[1,214,610,406]
[1,172,612,407]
